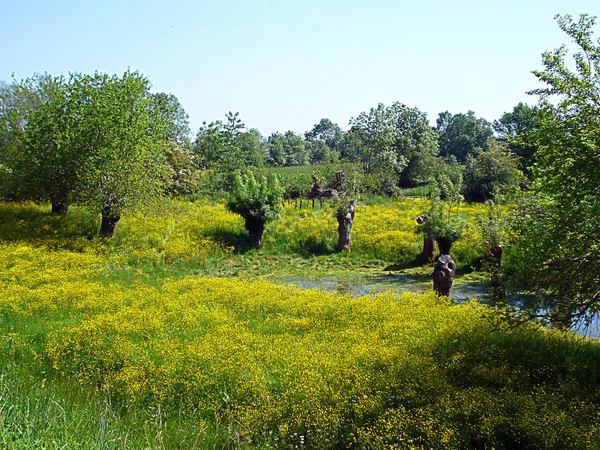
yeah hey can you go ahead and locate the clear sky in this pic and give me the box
[1,0,598,137]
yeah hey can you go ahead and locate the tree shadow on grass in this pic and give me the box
[0,204,98,245]
[206,228,252,254]
[299,236,336,257]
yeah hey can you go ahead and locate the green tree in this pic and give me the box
[462,139,522,202]
[347,102,438,193]
[149,92,200,195]
[305,118,343,163]
[0,73,65,201]
[194,112,246,172]
[509,14,600,327]
[238,128,266,167]
[266,131,308,167]
[19,77,77,213]
[388,102,439,187]
[227,171,284,249]
[69,71,171,237]
[436,111,493,163]
[494,102,545,175]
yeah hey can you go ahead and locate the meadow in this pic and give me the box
[2,199,600,449]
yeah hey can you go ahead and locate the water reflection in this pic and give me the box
[278,276,599,338]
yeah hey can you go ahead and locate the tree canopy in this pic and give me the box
[436,111,493,163]
[509,13,600,327]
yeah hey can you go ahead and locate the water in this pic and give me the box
[277,275,600,338]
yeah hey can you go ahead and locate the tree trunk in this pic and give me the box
[245,217,265,250]
[51,203,69,214]
[336,200,355,252]
[437,238,453,256]
[100,214,120,238]
[487,245,505,303]
[433,254,456,297]
[416,214,434,264]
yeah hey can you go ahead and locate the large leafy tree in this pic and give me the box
[347,102,438,192]
[0,74,65,201]
[436,111,494,163]
[265,131,308,167]
[70,71,171,237]
[305,118,343,163]
[462,139,522,202]
[493,102,545,175]
[509,14,600,327]
[194,112,263,172]
[19,77,78,213]
[388,102,439,187]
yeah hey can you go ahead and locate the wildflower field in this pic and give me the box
[2,199,600,448]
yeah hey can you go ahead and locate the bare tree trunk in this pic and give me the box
[245,217,265,250]
[489,245,505,303]
[100,213,120,238]
[336,200,355,252]
[416,214,434,264]
[51,203,69,214]
[433,254,456,296]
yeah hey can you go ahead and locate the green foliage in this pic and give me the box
[265,130,308,166]
[419,168,465,247]
[436,110,494,163]
[347,102,438,194]
[0,74,66,201]
[508,14,600,327]
[476,197,509,256]
[462,139,522,202]
[68,71,171,219]
[227,171,284,238]
[494,102,544,174]
[194,111,264,173]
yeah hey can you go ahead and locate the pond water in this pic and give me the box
[277,273,600,338]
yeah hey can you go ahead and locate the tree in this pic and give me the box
[0,74,65,201]
[265,131,308,167]
[462,139,522,202]
[238,128,266,168]
[149,92,191,146]
[69,71,171,237]
[194,112,246,173]
[436,111,494,163]
[493,102,545,174]
[305,118,343,163]
[19,77,77,213]
[149,93,202,195]
[347,102,438,193]
[509,14,600,328]
[227,171,283,249]
[387,102,439,187]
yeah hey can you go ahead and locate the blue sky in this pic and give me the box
[1,0,598,136]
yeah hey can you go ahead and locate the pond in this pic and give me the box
[277,271,600,338]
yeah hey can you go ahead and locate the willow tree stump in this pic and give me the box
[416,214,434,264]
[336,200,355,252]
[433,254,456,297]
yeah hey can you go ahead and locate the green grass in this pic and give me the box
[2,200,600,448]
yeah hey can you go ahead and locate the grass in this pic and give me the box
[2,199,600,448]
